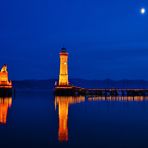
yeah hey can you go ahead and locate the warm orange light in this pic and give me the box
[0,64,12,88]
[59,48,69,86]
[88,96,145,102]
[58,98,68,141]
[55,96,85,142]
[55,95,147,142]
[0,97,12,124]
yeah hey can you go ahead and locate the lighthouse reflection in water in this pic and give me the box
[55,95,148,142]
[55,96,85,142]
[1,91,148,148]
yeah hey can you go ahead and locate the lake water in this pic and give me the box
[1,89,148,148]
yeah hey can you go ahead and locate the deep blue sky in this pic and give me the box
[0,0,148,80]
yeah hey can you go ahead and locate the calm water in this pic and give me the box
[1,89,148,148]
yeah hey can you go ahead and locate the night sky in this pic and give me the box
[0,0,148,80]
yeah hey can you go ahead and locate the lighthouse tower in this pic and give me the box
[59,48,69,86]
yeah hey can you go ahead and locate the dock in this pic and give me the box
[55,85,148,96]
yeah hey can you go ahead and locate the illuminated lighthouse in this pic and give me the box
[59,48,69,86]
[55,48,74,95]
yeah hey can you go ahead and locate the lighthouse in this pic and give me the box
[59,48,69,86]
[55,48,85,95]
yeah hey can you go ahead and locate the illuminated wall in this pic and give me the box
[0,64,12,87]
[59,48,69,86]
[0,97,12,124]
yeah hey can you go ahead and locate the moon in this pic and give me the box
[140,8,146,14]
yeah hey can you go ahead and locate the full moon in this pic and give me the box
[140,8,146,14]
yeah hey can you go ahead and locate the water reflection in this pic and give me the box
[0,97,12,124]
[55,96,85,142]
[55,95,148,142]
[88,96,148,102]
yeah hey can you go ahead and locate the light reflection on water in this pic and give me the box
[0,97,12,124]
[55,96,85,142]
[88,96,148,102]
[1,92,148,147]
[55,95,148,142]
